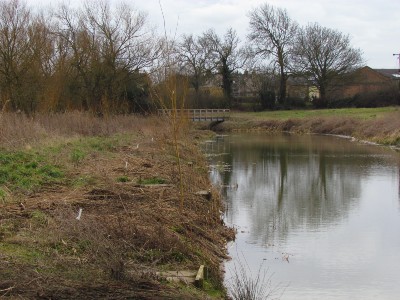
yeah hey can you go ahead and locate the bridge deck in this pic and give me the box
[158,109,230,122]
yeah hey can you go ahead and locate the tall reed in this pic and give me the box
[152,1,190,212]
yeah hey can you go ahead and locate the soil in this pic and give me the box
[0,129,234,299]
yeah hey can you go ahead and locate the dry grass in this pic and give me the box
[354,112,400,144]
[222,109,400,146]
[0,112,166,150]
[0,111,233,299]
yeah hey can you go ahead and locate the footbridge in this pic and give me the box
[157,109,230,122]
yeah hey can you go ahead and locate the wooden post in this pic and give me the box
[195,265,205,288]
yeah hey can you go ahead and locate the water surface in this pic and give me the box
[206,134,400,300]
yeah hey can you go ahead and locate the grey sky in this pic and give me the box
[27,0,400,68]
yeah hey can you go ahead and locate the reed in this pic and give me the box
[0,112,164,149]
[227,256,283,300]
[150,1,191,212]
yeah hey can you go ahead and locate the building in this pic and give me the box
[332,66,399,99]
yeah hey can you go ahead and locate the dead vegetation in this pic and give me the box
[0,112,234,299]
[219,109,400,146]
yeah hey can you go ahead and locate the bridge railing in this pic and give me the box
[157,109,230,122]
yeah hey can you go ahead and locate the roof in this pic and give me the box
[373,69,400,79]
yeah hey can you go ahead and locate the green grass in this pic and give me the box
[0,187,8,203]
[138,177,166,185]
[0,242,44,264]
[0,241,99,282]
[70,175,97,188]
[68,136,118,166]
[234,106,399,120]
[0,151,63,192]
[0,219,16,239]
[203,279,224,298]
[0,134,136,194]
[70,148,86,165]
[117,176,130,182]
[171,225,185,234]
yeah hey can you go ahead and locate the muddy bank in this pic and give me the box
[0,116,234,299]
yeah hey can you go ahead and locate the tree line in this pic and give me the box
[0,0,162,114]
[0,0,365,114]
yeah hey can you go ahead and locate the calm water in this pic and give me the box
[206,134,400,300]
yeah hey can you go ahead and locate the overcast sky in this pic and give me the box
[28,0,400,69]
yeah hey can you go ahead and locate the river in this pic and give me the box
[205,133,400,300]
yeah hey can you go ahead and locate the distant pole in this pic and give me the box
[394,53,400,105]
[394,53,400,72]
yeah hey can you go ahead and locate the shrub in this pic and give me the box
[260,90,276,110]
[353,88,400,108]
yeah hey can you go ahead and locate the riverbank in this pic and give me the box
[0,113,234,299]
[215,107,400,147]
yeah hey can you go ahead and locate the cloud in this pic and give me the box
[25,0,400,68]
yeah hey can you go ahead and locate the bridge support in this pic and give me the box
[208,120,224,130]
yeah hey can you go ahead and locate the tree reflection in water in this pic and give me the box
[208,133,400,300]
[211,134,392,241]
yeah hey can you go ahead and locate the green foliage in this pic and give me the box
[171,225,185,234]
[87,138,116,151]
[0,151,64,192]
[138,177,165,185]
[117,176,129,183]
[204,279,224,298]
[70,148,86,165]
[30,210,48,227]
[170,250,186,262]
[0,187,7,203]
[0,220,15,239]
[71,176,96,188]
[0,242,44,264]
[77,239,92,252]
[70,136,122,166]
[39,165,63,179]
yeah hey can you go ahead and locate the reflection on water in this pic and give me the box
[206,134,400,300]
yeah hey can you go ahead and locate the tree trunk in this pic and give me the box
[278,72,287,105]
[278,50,287,105]
[220,59,232,106]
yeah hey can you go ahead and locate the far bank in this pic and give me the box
[212,107,400,147]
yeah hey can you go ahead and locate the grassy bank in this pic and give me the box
[218,107,400,147]
[0,113,233,299]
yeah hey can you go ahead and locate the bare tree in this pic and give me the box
[83,0,162,112]
[0,0,32,111]
[292,23,364,102]
[54,4,96,110]
[23,14,53,112]
[84,0,161,73]
[248,3,298,105]
[177,34,213,94]
[54,1,161,113]
[203,28,246,104]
